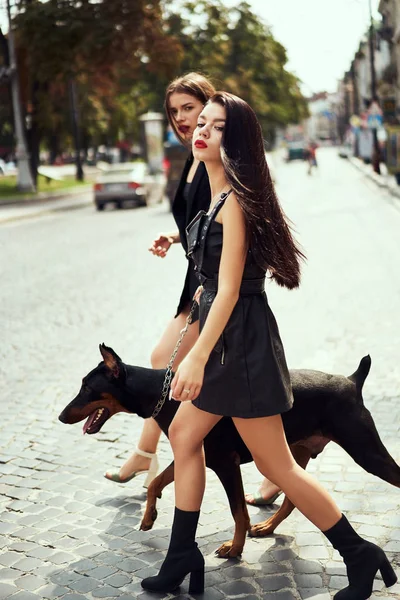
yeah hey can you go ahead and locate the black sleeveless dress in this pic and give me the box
[186,193,293,418]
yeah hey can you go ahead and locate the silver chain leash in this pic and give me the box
[151,299,199,419]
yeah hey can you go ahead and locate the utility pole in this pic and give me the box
[368,0,381,174]
[6,0,35,192]
[368,0,377,101]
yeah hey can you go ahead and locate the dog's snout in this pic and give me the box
[58,411,68,424]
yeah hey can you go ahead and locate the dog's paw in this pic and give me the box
[139,507,158,531]
[215,540,243,558]
[249,519,275,537]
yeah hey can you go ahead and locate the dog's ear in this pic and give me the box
[99,343,122,378]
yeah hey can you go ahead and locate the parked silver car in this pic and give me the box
[94,162,166,210]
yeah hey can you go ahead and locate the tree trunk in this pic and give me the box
[49,132,59,164]
[27,79,40,185]
[0,27,10,66]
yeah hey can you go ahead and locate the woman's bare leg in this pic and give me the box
[233,415,341,531]
[112,418,161,480]
[169,402,222,510]
[105,307,200,481]
[245,478,281,505]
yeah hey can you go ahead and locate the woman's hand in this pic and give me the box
[170,354,205,402]
[193,285,204,304]
[148,234,174,258]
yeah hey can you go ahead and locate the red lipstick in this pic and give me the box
[194,140,208,148]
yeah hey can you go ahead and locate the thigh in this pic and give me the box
[232,414,295,471]
[154,306,199,368]
[169,401,222,449]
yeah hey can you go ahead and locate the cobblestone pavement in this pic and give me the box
[1,148,399,599]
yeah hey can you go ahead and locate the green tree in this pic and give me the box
[163,0,308,141]
[13,0,182,177]
[0,27,14,161]
[6,0,307,178]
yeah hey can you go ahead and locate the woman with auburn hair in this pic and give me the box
[104,73,215,485]
[141,92,397,599]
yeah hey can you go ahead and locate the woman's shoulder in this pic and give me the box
[221,189,241,212]
[216,190,243,225]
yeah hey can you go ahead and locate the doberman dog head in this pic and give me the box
[58,344,130,434]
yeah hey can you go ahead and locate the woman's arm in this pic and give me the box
[166,230,181,244]
[149,230,181,258]
[171,193,247,399]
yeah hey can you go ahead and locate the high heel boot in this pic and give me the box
[141,507,204,593]
[323,514,397,600]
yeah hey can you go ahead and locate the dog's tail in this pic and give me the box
[348,355,371,400]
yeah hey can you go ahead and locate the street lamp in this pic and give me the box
[6,0,35,192]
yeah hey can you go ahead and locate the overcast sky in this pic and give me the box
[224,0,382,94]
[1,0,382,94]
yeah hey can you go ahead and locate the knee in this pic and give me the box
[169,420,202,457]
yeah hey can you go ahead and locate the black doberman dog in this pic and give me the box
[59,344,400,557]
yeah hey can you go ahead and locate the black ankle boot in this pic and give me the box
[323,514,397,600]
[141,507,204,594]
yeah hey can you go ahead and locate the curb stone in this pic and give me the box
[0,185,92,207]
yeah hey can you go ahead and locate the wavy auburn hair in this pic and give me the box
[209,92,305,289]
[165,72,216,146]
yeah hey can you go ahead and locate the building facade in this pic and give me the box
[306,92,339,142]
[378,0,400,122]
[336,17,391,140]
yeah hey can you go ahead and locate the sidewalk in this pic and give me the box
[347,155,400,201]
[0,187,92,225]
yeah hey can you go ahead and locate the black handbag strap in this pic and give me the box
[196,189,232,278]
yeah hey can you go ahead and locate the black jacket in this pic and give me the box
[171,154,211,318]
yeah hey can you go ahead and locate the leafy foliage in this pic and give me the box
[7,0,308,158]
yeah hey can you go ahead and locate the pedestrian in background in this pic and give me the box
[306,139,318,175]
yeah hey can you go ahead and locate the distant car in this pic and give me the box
[93,162,166,211]
[286,141,306,161]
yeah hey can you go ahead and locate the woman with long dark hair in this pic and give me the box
[141,92,397,598]
[104,73,215,485]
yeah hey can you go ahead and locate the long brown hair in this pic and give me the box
[165,72,216,145]
[210,91,305,289]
